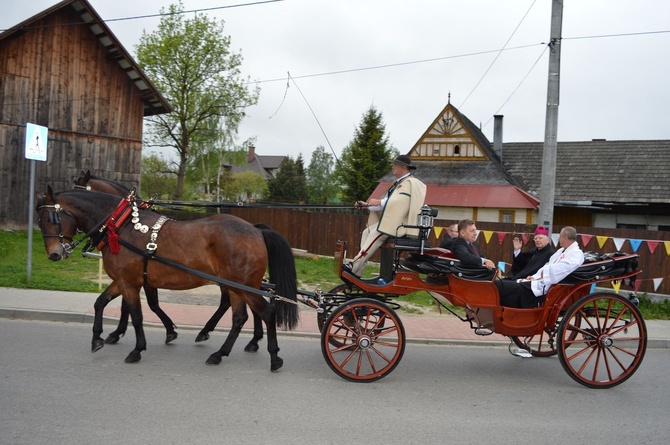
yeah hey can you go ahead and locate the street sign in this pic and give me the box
[25,123,48,161]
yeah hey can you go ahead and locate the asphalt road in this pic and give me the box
[1,318,668,445]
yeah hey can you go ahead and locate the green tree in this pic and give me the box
[336,106,397,202]
[267,155,308,204]
[306,145,339,204]
[140,153,178,200]
[224,170,268,202]
[136,2,259,200]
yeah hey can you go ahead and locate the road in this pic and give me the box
[1,318,668,445]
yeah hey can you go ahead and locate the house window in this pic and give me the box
[433,146,440,156]
[499,210,513,223]
[454,144,460,155]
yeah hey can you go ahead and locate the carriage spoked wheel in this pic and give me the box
[557,292,647,389]
[321,298,406,382]
[319,284,379,333]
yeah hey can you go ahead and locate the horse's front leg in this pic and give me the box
[92,286,120,352]
[143,285,178,344]
[123,289,146,364]
[105,298,130,344]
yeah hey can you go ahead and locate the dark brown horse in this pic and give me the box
[73,170,265,351]
[36,186,299,370]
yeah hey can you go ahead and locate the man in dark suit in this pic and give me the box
[451,219,496,269]
[439,223,458,250]
[506,226,555,280]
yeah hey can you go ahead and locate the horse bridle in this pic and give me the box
[38,202,81,255]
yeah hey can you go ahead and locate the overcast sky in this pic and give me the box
[3,0,669,163]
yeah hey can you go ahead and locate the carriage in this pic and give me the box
[38,177,647,389]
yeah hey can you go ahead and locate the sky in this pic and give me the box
[3,0,670,164]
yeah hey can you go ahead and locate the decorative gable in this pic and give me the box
[408,102,491,161]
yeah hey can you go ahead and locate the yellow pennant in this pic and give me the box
[611,280,621,294]
[434,226,444,239]
[482,230,494,244]
[596,235,608,249]
[665,241,670,256]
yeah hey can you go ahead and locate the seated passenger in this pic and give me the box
[495,226,584,308]
[505,226,555,280]
[450,219,495,270]
[439,223,459,250]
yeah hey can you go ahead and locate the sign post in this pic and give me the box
[25,123,49,281]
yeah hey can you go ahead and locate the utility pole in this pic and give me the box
[538,0,563,233]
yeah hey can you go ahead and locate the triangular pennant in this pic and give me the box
[596,235,608,249]
[611,280,621,294]
[482,230,494,244]
[629,239,642,253]
[434,226,444,239]
[580,234,593,247]
[612,237,625,251]
[665,241,670,256]
[498,261,506,273]
[521,233,530,244]
[647,241,659,254]
[589,283,596,293]
[634,280,642,292]
[653,277,663,292]
[475,229,481,240]
[496,232,507,244]
[551,233,560,247]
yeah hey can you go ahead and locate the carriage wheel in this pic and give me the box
[557,292,647,389]
[321,298,405,382]
[319,283,377,333]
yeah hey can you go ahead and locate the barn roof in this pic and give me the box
[0,0,172,116]
[501,140,670,205]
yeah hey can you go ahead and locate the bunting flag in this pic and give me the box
[647,241,659,254]
[653,278,663,292]
[611,280,621,294]
[482,230,494,244]
[498,261,506,273]
[665,241,670,256]
[590,283,596,293]
[596,235,608,248]
[629,239,642,252]
[551,233,560,247]
[496,232,507,244]
[613,237,625,251]
[580,234,593,247]
[433,226,444,239]
[475,229,481,239]
[634,280,642,292]
[521,233,530,244]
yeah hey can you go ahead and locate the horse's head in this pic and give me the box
[73,169,92,190]
[73,170,131,198]
[36,185,80,261]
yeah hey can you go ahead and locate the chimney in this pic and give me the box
[247,145,256,163]
[493,115,503,160]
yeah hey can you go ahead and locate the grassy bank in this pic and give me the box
[2,229,668,319]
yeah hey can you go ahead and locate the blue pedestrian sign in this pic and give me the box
[25,123,48,161]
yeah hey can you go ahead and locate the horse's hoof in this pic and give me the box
[92,339,105,353]
[244,342,259,353]
[206,354,222,365]
[195,332,210,343]
[270,357,284,372]
[105,334,120,344]
[124,351,142,363]
[165,332,178,344]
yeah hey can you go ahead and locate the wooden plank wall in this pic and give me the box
[0,5,144,226]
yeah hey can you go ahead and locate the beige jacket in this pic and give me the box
[367,176,427,237]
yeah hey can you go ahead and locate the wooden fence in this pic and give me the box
[163,206,670,296]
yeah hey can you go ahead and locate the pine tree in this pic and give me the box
[336,106,397,203]
[267,156,308,204]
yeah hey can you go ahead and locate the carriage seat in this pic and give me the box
[400,251,496,281]
[561,251,638,284]
[384,235,430,251]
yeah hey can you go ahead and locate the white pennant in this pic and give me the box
[613,237,625,251]
[653,278,663,292]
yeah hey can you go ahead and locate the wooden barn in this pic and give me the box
[0,0,171,228]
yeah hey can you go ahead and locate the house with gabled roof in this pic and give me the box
[0,0,171,228]
[369,100,539,225]
[223,145,286,179]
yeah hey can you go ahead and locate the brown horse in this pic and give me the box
[36,186,299,370]
[73,170,265,351]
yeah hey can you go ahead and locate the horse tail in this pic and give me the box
[259,228,300,330]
